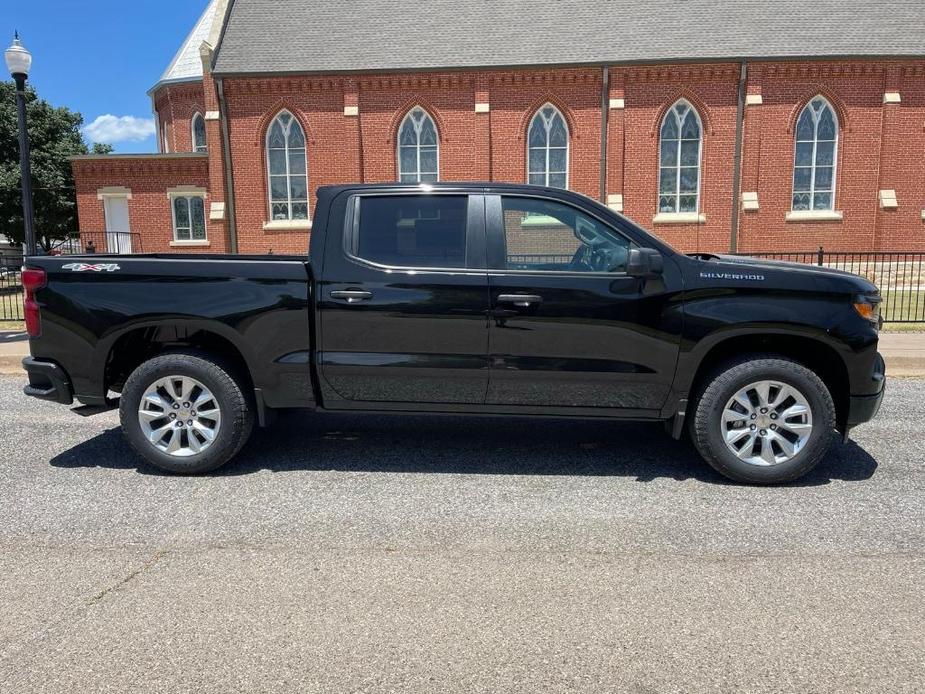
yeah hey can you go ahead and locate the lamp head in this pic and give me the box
[5,32,32,79]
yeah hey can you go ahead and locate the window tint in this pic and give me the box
[355,195,468,268]
[501,197,630,273]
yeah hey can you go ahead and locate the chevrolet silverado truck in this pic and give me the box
[21,183,885,483]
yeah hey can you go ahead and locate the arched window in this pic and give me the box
[397,107,439,182]
[792,97,838,211]
[658,100,702,214]
[265,110,309,221]
[191,113,207,153]
[527,104,568,188]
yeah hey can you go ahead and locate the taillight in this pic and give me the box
[21,267,46,337]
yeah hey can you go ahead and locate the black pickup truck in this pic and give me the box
[21,183,885,483]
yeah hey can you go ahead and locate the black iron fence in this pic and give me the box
[0,254,24,322]
[737,248,925,323]
[53,231,142,255]
[1,245,922,324]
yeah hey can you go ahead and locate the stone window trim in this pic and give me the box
[168,188,208,243]
[657,99,703,215]
[526,103,569,189]
[265,110,311,224]
[791,96,839,213]
[396,107,440,183]
[191,112,208,153]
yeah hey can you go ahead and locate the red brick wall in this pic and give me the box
[223,77,355,254]
[72,155,220,254]
[618,63,740,252]
[154,82,206,154]
[74,59,925,255]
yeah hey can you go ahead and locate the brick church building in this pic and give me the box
[71,0,925,255]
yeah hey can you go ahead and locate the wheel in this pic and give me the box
[119,351,254,474]
[690,355,836,484]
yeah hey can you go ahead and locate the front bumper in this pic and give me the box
[846,352,885,427]
[22,357,74,405]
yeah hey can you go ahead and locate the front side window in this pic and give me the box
[501,197,631,273]
[353,195,468,268]
[792,97,838,211]
[191,113,207,153]
[659,100,702,213]
[171,195,207,241]
[266,111,309,221]
[397,108,439,182]
[527,105,568,189]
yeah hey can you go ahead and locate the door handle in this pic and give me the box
[330,289,373,303]
[497,294,543,308]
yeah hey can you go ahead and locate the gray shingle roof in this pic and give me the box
[212,0,925,76]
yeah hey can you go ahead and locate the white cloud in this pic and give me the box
[83,114,156,144]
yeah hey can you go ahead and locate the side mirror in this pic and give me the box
[626,248,664,278]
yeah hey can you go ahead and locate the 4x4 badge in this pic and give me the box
[62,263,121,272]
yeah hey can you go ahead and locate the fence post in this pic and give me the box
[817,246,824,266]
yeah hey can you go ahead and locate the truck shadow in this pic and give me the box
[49,411,878,486]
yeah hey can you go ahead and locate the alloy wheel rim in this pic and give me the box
[138,375,221,457]
[720,380,813,467]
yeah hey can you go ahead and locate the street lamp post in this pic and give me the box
[5,33,36,256]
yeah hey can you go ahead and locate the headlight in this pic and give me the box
[853,294,882,328]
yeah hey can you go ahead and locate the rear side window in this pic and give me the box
[353,195,468,268]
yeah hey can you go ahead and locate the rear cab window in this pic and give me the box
[349,195,469,269]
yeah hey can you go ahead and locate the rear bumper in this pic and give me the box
[22,357,74,405]
[846,352,885,427]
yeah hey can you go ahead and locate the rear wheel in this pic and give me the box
[119,352,254,474]
[691,356,836,484]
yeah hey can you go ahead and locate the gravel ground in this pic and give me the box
[0,374,923,693]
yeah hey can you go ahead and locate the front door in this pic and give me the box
[485,194,681,413]
[319,192,489,406]
[102,196,133,253]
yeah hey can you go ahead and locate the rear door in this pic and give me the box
[319,191,489,406]
[484,193,681,413]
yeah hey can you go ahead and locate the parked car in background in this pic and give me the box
[20,183,884,483]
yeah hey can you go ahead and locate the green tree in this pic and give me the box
[0,81,95,250]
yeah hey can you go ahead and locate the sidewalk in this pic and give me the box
[2,329,923,376]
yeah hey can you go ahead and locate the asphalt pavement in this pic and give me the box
[0,374,923,692]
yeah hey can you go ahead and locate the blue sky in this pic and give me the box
[6,0,210,153]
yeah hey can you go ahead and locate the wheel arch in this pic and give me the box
[98,320,257,397]
[680,329,851,428]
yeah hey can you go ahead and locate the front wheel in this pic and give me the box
[691,356,836,484]
[119,352,254,474]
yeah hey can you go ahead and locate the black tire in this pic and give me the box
[690,355,836,484]
[119,351,254,474]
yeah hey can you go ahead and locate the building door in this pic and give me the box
[102,196,132,254]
